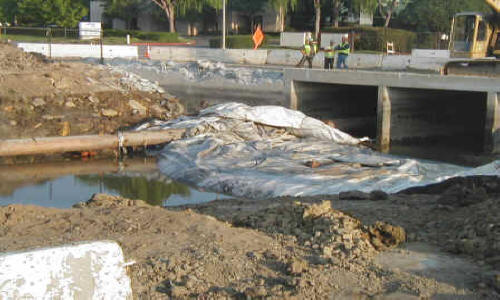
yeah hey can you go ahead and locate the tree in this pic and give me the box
[149,0,213,32]
[314,0,320,38]
[270,0,297,32]
[0,0,19,24]
[230,0,269,33]
[378,0,398,27]
[332,0,342,27]
[104,0,147,29]
[17,0,88,27]
[400,0,490,32]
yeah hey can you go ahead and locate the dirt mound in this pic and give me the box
[231,200,405,264]
[0,44,184,143]
[0,43,46,73]
[73,193,150,208]
[399,176,500,195]
[1,195,475,299]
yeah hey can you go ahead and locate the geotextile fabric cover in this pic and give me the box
[137,103,499,198]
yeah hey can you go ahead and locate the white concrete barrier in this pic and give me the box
[320,33,343,49]
[0,241,133,299]
[347,54,383,69]
[381,55,411,70]
[14,42,444,72]
[409,49,450,72]
[17,42,139,59]
[150,46,268,65]
[266,49,302,66]
[280,32,311,48]
[411,49,450,59]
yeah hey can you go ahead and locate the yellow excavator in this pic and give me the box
[444,0,500,76]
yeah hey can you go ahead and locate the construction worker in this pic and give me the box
[296,39,314,69]
[324,40,335,70]
[334,34,350,69]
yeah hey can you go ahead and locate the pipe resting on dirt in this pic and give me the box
[0,129,186,157]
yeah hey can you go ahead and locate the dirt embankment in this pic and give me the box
[0,43,183,144]
[1,179,499,299]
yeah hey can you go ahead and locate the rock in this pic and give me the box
[245,286,267,298]
[60,121,70,137]
[32,97,46,107]
[150,104,167,118]
[88,96,100,104]
[370,190,389,201]
[437,185,488,207]
[73,193,149,208]
[305,160,321,168]
[165,99,185,118]
[65,100,76,108]
[128,100,147,115]
[302,201,332,219]
[339,191,371,200]
[322,246,333,258]
[170,286,189,298]
[101,108,118,117]
[368,222,406,251]
[288,258,308,275]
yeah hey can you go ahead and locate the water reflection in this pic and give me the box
[76,174,191,206]
[0,159,231,208]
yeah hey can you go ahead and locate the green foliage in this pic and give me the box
[104,0,148,29]
[209,34,268,48]
[17,0,88,27]
[399,0,491,33]
[229,0,269,16]
[0,0,18,23]
[270,0,298,13]
[105,29,180,42]
[323,26,417,52]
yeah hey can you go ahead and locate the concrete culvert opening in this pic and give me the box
[388,87,487,152]
[292,81,378,138]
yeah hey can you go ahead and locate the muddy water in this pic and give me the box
[0,158,231,209]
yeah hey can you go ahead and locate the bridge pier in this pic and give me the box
[485,92,500,153]
[285,69,500,153]
[377,86,391,152]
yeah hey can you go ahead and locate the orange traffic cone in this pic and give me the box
[144,44,151,59]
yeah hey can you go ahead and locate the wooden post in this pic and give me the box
[0,129,186,157]
[377,86,391,153]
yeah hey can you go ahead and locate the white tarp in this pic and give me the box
[139,103,499,198]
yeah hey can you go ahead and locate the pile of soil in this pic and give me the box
[1,192,498,299]
[0,43,183,143]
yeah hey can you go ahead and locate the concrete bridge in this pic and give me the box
[285,69,500,153]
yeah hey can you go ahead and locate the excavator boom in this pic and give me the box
[485,0,500,13]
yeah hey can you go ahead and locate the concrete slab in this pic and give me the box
[0,241,132,299]
[17,43,138,59]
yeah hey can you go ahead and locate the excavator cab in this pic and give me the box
[449,13,494,58]
[444,0,500,76]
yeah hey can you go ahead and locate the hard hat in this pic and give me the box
[343,34,349,38]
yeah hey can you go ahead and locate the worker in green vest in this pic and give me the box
[296,38,315,69]
[324,40,335,70]
[334,34,350,69]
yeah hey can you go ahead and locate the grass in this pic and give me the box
[0,31,186,45]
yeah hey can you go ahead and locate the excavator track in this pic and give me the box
[443,59,500,77]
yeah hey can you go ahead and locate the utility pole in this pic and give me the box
[222,0,226,50]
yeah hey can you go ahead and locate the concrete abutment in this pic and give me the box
[285,69,500,153]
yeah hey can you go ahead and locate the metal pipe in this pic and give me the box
[0,129,186,157]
